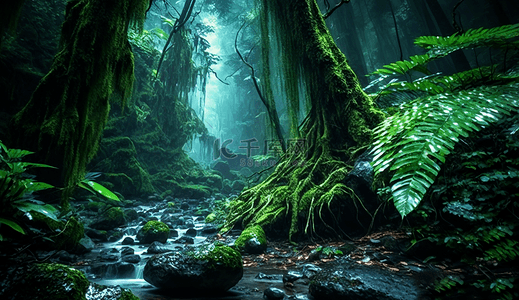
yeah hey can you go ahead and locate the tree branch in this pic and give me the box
[156,0,197,77]
[235,22,286,152]
[323,0,350,19]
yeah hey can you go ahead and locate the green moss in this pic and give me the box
[10,0,150,209]
[205,213,216,223]
[31,263,90,300]
[234,225,267,250]
[191,243,243,270]
[140,220,169,233]
[137,220,170,243]
[181,184,212,199]
[104,207,126,223]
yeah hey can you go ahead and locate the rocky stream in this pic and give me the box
[2,193,448,300]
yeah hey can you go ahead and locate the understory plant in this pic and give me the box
[368,23,519,299]
[0,140,59,240]
[0,140,119,242]
[369,23,519,217]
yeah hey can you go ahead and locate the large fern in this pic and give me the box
[369,23,519,78]
[369,24,519,217]
[371,83,519,216]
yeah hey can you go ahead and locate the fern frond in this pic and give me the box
[415,23,519,52]
[369,54,432,77]
[371,83,519,217]
[380,66,500,97]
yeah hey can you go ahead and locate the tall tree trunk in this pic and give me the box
[10,0,149,209]
[224,0,384,241]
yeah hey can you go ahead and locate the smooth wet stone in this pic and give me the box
[201,225,218,235]
[185,228,197,237]
[264,287,286,300]
[75,236,95,254]
[175,236,195,244]
[255,272,281,280]
[86,283,139,300]
[245,237,265,254]
[99,248,119,261]
[302,264,322,279]
[147,241,173,254]
[283,271,303,284]
[120,246,134,256]
[143,243,243,293]
[121,236,134,245]
[169,229,179,237]
[90,262,135,279]
[309,260,428,300]
[121,254,141,263]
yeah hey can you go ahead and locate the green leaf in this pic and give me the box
[0,217,25,234]
[371,83,519,217]
[7,149,34,159]
[15,202,59,222]
[79,180,120,201]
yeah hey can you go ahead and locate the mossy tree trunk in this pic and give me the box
[10,0,150,209]
[224,0,384,241]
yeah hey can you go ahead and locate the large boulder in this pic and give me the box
[234,225,267,254]
[143,243,243,293]
[309,260,429,300]
[0,263,89,299]
[0,263,139,300]
[136,220,170,244]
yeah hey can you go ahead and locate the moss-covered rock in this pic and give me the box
[0,262,141,300]
[137,220,170,244]
[234,225,267,254]
[0,263,90,299]
[180,184,212,199]
[143,243,242,292]
[91,206,126,230]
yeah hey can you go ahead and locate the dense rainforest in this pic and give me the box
[1,0,518,299]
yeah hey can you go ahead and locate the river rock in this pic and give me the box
[136,220,170,244]
[86,283,139,300]
[74,236,95,254]
[264,287,286,300]
[90,262,135,279]
[121,236,134,245]
[121,254,141,263]
[185,228,197,236]
[143,243,243,293]
[147,241,173,254]
[0,263,90,299]
[308,260,428,300]
[234,225,267,254]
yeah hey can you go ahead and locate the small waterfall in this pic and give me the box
[135,263,145,279]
